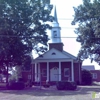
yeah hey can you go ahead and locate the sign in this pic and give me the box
[92,92,100,99]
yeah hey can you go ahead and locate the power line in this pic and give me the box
[0,27,76,29]
[0,35,100,39]
[58,18,73,20]
[0,35,77,38]
[54,37,77,38]
[61,27,76,29]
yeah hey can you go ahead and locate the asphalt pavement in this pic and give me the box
[0,85,100,100]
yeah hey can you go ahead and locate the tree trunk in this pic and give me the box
[6,66,9,83]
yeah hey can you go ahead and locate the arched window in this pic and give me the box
[52,52,56,55]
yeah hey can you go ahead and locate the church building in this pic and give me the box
[30,6,82,85]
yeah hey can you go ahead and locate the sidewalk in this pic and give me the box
[92,81,100,86]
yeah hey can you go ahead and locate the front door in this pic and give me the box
[50,67,59,81]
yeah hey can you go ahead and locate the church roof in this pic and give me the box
[62,50,77,59]
[34,48,77,62]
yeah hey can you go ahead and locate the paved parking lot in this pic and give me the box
[0,85,100,100]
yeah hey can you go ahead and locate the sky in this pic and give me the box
[50,0,100,70]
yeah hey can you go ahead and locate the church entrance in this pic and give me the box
[50,67,59,81]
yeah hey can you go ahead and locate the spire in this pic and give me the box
[54,6,58,23]
[52,5,59,27]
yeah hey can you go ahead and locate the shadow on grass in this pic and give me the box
[0,85,100,97]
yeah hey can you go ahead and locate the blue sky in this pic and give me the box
[50,0,100,69]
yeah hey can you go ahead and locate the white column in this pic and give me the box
[71,60,74,82]
[47,62,49,82]
[38,63,40,82]
[35,63,37,82]
[59,62,61,81]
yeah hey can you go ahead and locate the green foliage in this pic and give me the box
[82,70,92,85]
[56,81,65,90]
[0,0,53,70]
[22,55,31,71]
[7,81,25,90]
[56,81,77,90]
[72,0,100,64]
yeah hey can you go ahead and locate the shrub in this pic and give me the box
[56,81,77,90]
[18,78,24,82]
[82,70,92,85]
[56,81,66,90]
[7,81,25,90]
[43,84,50,88]
[65,81,77,90]
[25,80,32,87]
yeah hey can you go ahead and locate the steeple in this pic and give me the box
[54,6,58,23]
[52,5,59,27]
[50,5,61,43]
[49,5,63,52]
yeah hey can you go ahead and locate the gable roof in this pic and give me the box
[35,48,77,61]
[62,50,76,59]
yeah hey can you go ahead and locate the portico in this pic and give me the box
[34,59,74,83]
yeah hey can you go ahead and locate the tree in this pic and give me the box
[0,0,53,82]
[72,0,100,64]
[22,55,32,71]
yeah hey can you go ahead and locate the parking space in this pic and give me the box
[0,85,100,100]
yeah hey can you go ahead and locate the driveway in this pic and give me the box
[0,85,100,100]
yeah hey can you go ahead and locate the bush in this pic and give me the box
[7,81,25,90]
[56,81,77,90]
[82,70,92,85]
[25,80,32,87]
[65,81,77,90]
[56,81,66,90]
[18,78,24,82]
[43,84,50,88]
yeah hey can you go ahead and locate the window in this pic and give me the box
[64,68,70,77]
[53,31,57,37]
[42,69,47,77]
[92,73,97,79]
[52,52,56,55]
